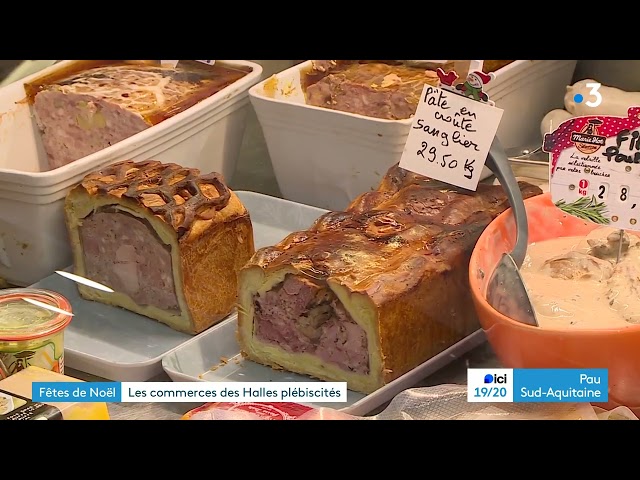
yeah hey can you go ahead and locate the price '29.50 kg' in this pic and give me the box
[416,140,476,180]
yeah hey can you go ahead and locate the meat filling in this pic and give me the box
[303,62,439,120]
[253,275,369,375]
[34,91,150,170]
[79,209,179,310]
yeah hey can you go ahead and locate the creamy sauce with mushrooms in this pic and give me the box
[520,227,640,329]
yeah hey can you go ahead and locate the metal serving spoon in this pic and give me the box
[484,137,539,327]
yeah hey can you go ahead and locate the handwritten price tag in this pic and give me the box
[544,107,640,230]
[399,83,503,191]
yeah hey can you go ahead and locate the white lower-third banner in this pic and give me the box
[31,381,348,403]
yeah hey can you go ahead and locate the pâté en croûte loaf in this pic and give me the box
[237,164,542,394]
[24,60,251,170]
[64,159,255,334]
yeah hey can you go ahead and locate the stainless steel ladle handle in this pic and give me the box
[485,137,530,268]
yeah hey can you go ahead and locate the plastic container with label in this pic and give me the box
[0,288,73,379]
[0,366,110,420]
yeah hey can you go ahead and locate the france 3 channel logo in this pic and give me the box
[467,368,513,402]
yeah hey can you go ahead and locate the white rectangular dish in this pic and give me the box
[250,60,576,211]
[162,317,486,415]
[0,60,263,286]
[27,191,327,382]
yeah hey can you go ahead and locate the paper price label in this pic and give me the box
[544,107,640,230]
[399,69,504,191]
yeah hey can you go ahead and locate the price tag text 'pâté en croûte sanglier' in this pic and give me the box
[399,67,503,191]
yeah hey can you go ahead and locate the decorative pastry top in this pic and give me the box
[79,160,231,235]
[246,164,542,304]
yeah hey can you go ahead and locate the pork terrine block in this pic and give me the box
[301,60,515,120]
[64,159,255,335]
[237,165,542,394]
[24,60,251,170]
[302,61,440,120]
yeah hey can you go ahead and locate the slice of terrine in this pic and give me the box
[24,60,250,170]
[64,159,255,334]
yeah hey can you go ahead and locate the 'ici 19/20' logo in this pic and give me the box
[484,373,508,384]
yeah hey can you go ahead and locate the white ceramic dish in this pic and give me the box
[162,317,487,415]
[27,191,327,382]
[0,60,262,286]
[250,60,577,211]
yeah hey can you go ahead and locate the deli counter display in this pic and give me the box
[0,59,638,421]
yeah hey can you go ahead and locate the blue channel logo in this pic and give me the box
[483,373,508,384]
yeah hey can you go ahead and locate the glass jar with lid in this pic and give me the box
[0,289,72,379]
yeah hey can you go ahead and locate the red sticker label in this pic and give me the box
[184,402,315,420]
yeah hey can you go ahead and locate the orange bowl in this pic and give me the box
[469,192,640,412]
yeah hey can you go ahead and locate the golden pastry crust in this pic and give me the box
[75,160,235,242]
[237,164,542,393]
[65,160,255,334]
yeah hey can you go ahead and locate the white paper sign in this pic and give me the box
[399,84,503,191]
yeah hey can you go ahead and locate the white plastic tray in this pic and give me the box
[162,318,486,415]
[27,191,328,382]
